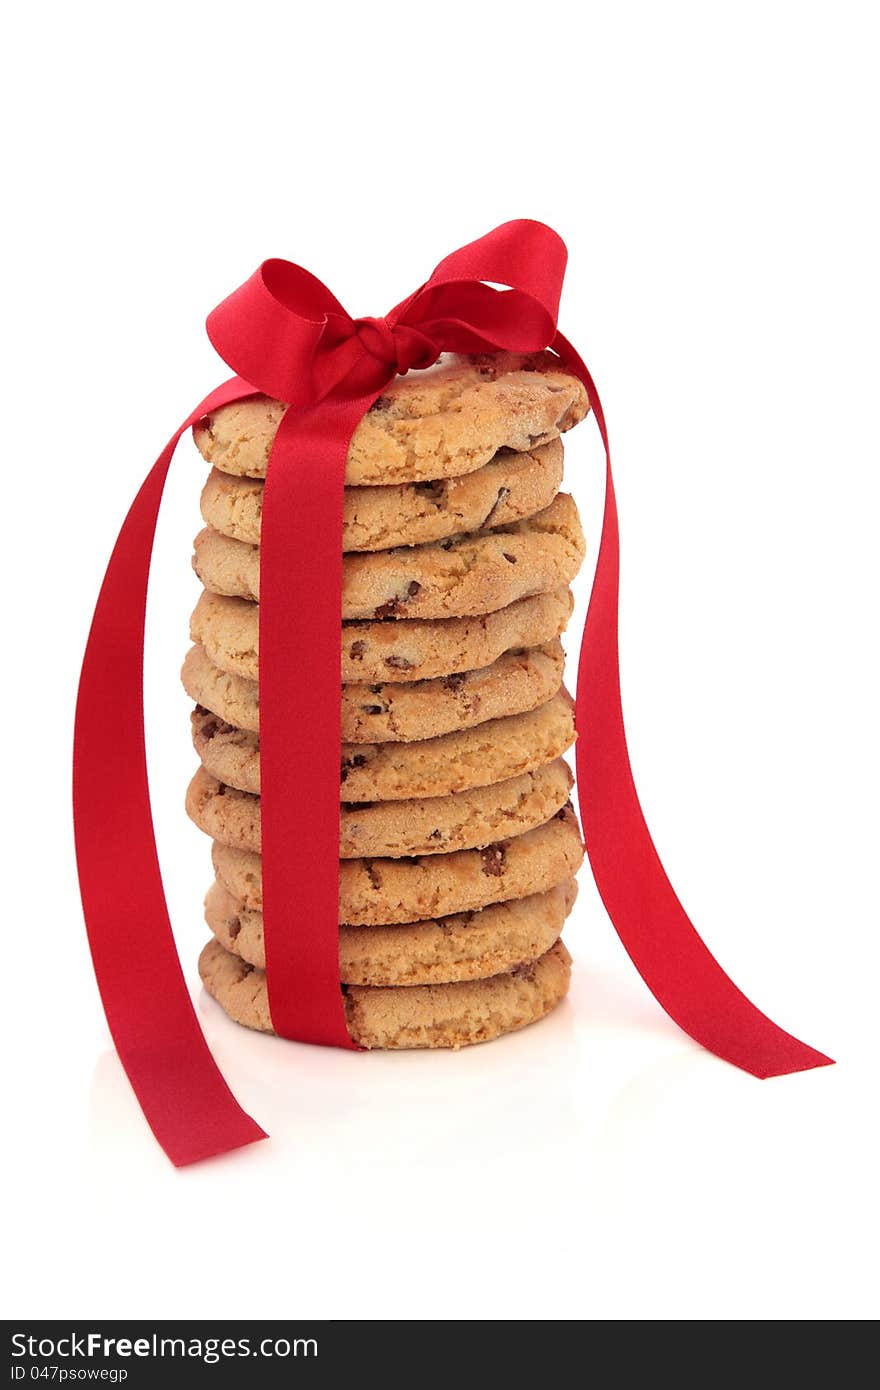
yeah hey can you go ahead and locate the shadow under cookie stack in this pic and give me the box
[183,353,590,1049]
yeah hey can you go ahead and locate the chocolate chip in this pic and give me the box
[196,414,213,433]
[340,754,370,783]
[480,486,511,529]
[440,539,455,551]
[361,704,384,715]
[480,844,506,877]
[196,714,222,741]
[227,916,241,941]
[384,655,413,671]
[373,599,402,619]
[349,640,366,661]
[369,684,384,694]
[374,581,421,619]
[429,829,443,841]
[556,800,573,820]
[370,396,391,412]
[443,672,466,691]
[510,961,536,980]
[502,552,517,564]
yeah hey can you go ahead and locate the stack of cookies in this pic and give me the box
[182,353,590,1049]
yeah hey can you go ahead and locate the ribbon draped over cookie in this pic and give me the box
[73,219,832,1168]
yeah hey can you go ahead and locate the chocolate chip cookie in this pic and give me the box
[192,493,585,618]
[181,640,566,743]
[192,352,589,486]
[190,586,573,685]
[205,877,576,985]
[199,935,573,1048]
[190,688,575,798]
[186,759,573,859]
[200,439,564,552]
[211,802,584,924]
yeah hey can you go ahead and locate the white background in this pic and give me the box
[3,1,878,1321]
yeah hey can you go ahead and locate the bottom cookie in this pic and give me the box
[198,937,572,1049]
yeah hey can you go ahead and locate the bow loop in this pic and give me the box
[426,219,567,321]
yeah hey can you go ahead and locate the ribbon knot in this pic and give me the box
[354,316,439,376]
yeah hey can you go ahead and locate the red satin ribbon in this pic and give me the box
[73,379,266,1165]
[73,220,831,1168]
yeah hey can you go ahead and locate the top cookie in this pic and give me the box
[192,352,589,486]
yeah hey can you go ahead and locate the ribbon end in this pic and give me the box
[754,1047,835,1081]
[164,1118,269,1169]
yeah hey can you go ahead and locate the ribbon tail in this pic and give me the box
[555,334,834,1078]
[73,380,269,1166]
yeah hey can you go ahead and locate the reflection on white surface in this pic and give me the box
[35,904,867,1322]
[85,913,685,1184]
[89,977,587,1177]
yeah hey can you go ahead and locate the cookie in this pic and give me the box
[191,688,576,799]
[186,759,573,859]
[182,640,565,744]
[199,936,573,1048]
[193,352,589,486]
[200,439,564,552]
[205,877,577,985]
[192,493,585,619]
[181,645,261,732]
[211,802,583,924]
[190,586,572,685]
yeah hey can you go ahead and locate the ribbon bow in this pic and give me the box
[205,218,565,404]
[74,220,831,1168]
